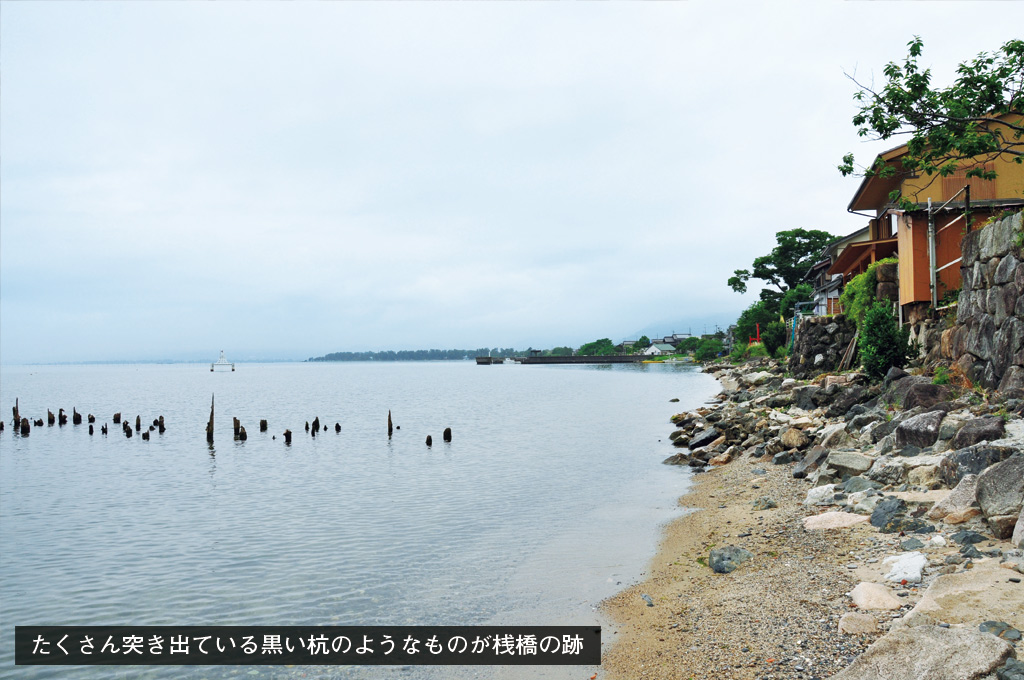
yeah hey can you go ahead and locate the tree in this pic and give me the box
[728,229,834,299]
[694,338,723,362]
[779,282,814,316]
[677,336,700,354]
[635,335,651,350]
[577,338,616,356]
[859,301,911,379]
[734,299,778,348]
[839,37,1024,208]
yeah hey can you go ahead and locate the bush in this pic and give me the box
[932,366,950,385]
[859,301,910,379]
[735,300,778,347]
[761,321,788,358]
[695,338,724,362]
[839,257,897,328]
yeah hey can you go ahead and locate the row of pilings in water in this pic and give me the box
[7,398,166,439]
[204,398,452,447]
[7,396,452,448]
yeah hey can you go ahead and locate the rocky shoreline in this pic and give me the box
[602,359,1024,680]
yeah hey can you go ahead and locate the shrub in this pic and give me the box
[932,366,950,385]
[761,321,788,358]
[859,301,910,379]
[840,257,898,328]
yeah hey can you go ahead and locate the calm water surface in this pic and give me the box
[0,361,719,679]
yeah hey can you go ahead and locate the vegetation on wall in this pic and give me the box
[839,257,898,328]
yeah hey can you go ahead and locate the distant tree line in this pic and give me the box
[309,348,520,362]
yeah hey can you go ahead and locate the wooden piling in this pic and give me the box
[426,435,432,446]
[20,417,30,435]
[443,427,452,442]
[73,408,82,425]
[305,421,310,432]
[101,424,108,435]
[142,431,150,441]
[124,421,133,438]
[135,415,141,432]
[260,419,268,432]
[13,398,19,425]
[158,416,165,434]
[238,426,247,441]
[58,409,67,426]
[312,417,320,433]
[233,417,241,436]
[33,419,43,427]
[206,395,215,443]
[89,424,94,435]
[283,429,292,444]
[88,414,95,423]
[335,423,341,433]
[388,411,393,438]
[113,413,121,424]
[47,410,55,426]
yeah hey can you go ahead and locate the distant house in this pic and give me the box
[804,226,874,316]
[643,343,676,356]
[621,340,637,351]
[846,112,1024,314]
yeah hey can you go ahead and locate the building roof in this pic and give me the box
[826,238,898,279]
[653,343,676,351]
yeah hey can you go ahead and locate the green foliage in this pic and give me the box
[840,257,898,328]
[728,229,835,295]
[635,335,651,350]
[730,342,770,364]
[676,336,700,353]
[859,301,911,378]
[695,338,724,362]
[932,366,950,385]
[735,300,779,347]
[761,321,788,358]
[577,338,617,356]
[779,283,814,316]
[548,346,574,357]
[840,37,1024,209]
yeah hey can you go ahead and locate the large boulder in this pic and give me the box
[927,474,980,520]
[903,383,953,411]
[938,443,1018,488]
[951,417,1007,449]
[895,410,945,449]
[826,385,875,418]
[791,385,822,410]
[780,427,810,450]
[793,445,828,479]
[977,454,1024,539]
[886,375,932,408]
[849,582,902,610]
[831,626,1013,680]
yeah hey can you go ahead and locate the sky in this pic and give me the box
[2,1,1022,363]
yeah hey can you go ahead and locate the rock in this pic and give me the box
[803,512,870,530]
[708,546,754,574]
[826,451,873,480]
[839,612,878,635]
[895,410,945,449]
[884,552,928,583]
[793,445,828,479]
[977,454,1024,536]
[849,582,903,610]
[792,385,822,410]
[1013,510,1024,549]
[945,508,983,524]
[805,484,838,506]
[952,417,1007,449]
[752,496,777,510]
[939,414,967,440]
[883,366,910,387]
[780,427,810,450]
[950,530,986,546]
[831,626,1013,680]
[827,385,874,418]
[819,422,853,449]
[688,426,721,449]
[981,621,1023,642]
[903,383,953,410]
[709,452,732,466]
[844,476,882,493]
[771,450,794,465]
[866,457,907,486]
[989,515,1020,540]
[871,496,907,529]
[939,444,1018,487]
[908,464,941,488]
[901,537,926,550]
[998,658,1024,680]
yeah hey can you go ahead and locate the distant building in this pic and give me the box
[643,343,676,356]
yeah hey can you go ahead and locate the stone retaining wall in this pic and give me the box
[940,212,1024,392]
[788,314,857,379]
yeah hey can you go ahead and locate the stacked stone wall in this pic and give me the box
[788,314,857,379]
[939,212,1024,392]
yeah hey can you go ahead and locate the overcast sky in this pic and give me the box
[2,2,1021,362]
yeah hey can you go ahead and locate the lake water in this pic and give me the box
[0,361,719,679]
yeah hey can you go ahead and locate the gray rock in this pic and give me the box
[1013,509,1024,549]
[939,444,1019,488]
[886,375,931,408]
[952,417,1007,449]
[825,451,873,480]
[709,546,754,574]
[903,383,953,411]
[793,445,828,479]
[871,497,908,530]
[928,474,980,520]
[895,410,945,449]
[848,411,885,432]
[866,457,907,486]
[901,537,925,550]
[831,625,1013,680]
[977,454,1024,531]
[997,657,1024,680]
[752,496,777,510]
[950,529,986,546]
[883,366,910,388]
[688,426,721,449]
[772,450,795,465]
[844,475,882,494]
[791,385,821,410]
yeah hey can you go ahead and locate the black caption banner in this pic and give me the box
[15,626,600,666]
